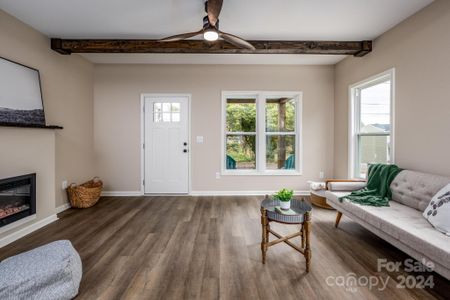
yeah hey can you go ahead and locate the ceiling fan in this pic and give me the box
[159,0,256,51]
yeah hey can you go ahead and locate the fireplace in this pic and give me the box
[0,174,36,228]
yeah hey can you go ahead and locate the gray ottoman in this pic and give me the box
[0,240,82,300]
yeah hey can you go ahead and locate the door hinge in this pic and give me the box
[143,180,145,185]
[143,143,145,149]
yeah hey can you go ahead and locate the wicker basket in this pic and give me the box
[67,177,103,208]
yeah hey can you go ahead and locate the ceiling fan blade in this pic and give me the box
[207,0,223,26]
[219,31,256,50]
[159,30,203,42]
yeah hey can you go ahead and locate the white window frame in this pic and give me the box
[348,69,395,179]
[221,91,303,176]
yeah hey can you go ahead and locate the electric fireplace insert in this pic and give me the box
[0,173,36,228]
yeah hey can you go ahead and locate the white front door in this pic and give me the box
[144,95,189,193]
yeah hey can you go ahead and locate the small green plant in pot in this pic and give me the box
[274,188,294,210]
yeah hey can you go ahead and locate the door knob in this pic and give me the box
[183,149,188,153]
[183,142,188,146]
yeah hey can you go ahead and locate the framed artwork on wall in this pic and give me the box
[0,57,45,126]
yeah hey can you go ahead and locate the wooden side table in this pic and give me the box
[260,196,312,272]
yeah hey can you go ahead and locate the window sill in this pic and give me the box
[221,170,302,176]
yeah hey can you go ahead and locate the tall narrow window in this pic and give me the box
[265,97,297,170]
[223,92,302,175]
[225,97,257,170]
[350,70,394,178]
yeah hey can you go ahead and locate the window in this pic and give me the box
[153,102,180,122]
[222,92,302,175]
[225,97,257,170]
[350,69,394,179]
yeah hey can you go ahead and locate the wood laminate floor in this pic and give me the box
[1,196,449,300]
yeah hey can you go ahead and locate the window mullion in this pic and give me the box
[225,132,257,135]
[295,96,301,173]
[265,132,296,136]
[257,94,266,172]
[357,133,390,137]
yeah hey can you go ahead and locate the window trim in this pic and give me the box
[348,69,395,179]
[221,91,303,176]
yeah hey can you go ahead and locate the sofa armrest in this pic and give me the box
[326,179,366,192]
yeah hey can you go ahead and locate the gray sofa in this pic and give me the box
[325,170,450,280]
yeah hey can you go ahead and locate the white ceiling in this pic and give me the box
[0,0,433,65]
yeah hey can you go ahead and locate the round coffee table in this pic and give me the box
[260,196,312,272]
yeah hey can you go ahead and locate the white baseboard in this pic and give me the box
[56,203,71,214]
[101,191,144,197]
[0,214,58,248]
[101,190,310,197]
[189,190,310,196]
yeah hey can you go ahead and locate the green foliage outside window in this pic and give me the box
[226,102,256,132]
[265,100,296,132]
[226,98,296,169]
[226,102,256,167]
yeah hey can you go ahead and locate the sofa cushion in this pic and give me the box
[390,170,450,212]
[326,191,450,269]
[0,240,82,300]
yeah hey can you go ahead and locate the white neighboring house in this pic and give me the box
[359,124,391,176]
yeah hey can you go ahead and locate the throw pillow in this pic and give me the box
[423,183,450,236]
[308,181,326,191]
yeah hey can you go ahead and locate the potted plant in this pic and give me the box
[274,188,294,210]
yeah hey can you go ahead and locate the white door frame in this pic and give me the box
[140,93,192,195]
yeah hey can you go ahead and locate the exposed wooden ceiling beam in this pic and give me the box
[51,38,372,57]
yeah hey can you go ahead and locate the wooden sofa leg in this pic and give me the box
[335,211,343,228]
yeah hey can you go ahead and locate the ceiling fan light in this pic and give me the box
[203,29,219,41]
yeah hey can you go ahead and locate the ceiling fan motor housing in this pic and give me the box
[203,15,218,31]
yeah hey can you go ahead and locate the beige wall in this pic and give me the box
[334,0,450,178]
[0,129,55,240]
[94,64,334,192]
[3,0,446,206]
[0,9,95,207]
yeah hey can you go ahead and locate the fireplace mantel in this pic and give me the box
[0,122,63,129]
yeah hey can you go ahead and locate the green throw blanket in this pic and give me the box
[340,164,403,207]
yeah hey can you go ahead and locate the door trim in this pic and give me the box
[140,93,192,195]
